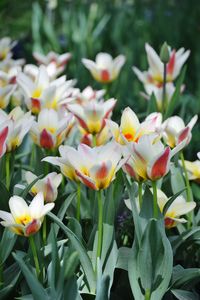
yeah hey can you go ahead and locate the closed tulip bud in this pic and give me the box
[160,42,170,64]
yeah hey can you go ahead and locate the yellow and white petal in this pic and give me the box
[0,210,15,226]
[29,192,44,219]
[9,196,30,222]
[120,107,140,142]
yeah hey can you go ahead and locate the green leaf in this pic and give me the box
[64,251,79,280]
[116,247,132,271]
[171,265,200,289]
[170,164,187,199]
[147,92,158,114]
[128,219,173,300]
[48,212,96,292]
[48,227,60,290]
[172,227,200,253]
[13,252,49,300]
[0,263,21,299]
[123,174,142,240]
[0,181,10,210]
[0,229,17,264]
[171,289,199,300]
[95,275,110,300]
[164,66,186,118]
[54,192,76,236]
[20,174,44,198]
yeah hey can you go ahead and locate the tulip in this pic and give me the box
[33,51,71,68]
[141,82,175,112]
[162,115,198,148]
[133,43,190,86]
[30,108,73,150]
[80,125,112,147]
[17,65,75,113]
[71,86,105,105]
[0,192,54,236]
[179,153,200,183]
[125,189,196,229]
[67,98,116,135]
[106,107,162,144]
[43,141,123,190]
[122,133,185,182]
[82,53,126,83]
[0,107,34,152]
[25,171,62,202]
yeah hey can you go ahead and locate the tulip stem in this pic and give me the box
[76,182,81,222]
[180,151,191,202]
[42,216,47,245]
[138,182,143,209]
[92,134,97,147]
[145,289,151,300]
[96,190,103,263]
[6,152,10,190]
[152,181,158,218]
[29,235,40,279]
[162,62,167,116]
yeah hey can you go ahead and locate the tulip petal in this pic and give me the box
[75,170,97,190]
[0,126,8,157]
[40,129,54,149]
[148,147,170,180]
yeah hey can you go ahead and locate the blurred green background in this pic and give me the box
[0,0,199,156]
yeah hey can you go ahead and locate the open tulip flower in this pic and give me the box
[142,82,175,112]
[67,98,116,135]
[106,107,162,144]
[25,171,62,202]
[162,115,198,148]
[133,43,190,87]
[43,141,122,190]
[30,108,73,150]
[179,153,200,183]
[82,53,126,83]
[17,65,75,113]
[69,86,105,106]
[125,189,196,229]
[0,107,34,152]
[0,192,54,236]
[123,133,185,181]
[33,51,71,68]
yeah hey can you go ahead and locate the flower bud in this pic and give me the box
[160,42,170,64]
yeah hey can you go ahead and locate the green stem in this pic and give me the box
[145,289,151,300]
[162,62,167,116]
[30,143,35,168]
[29,235,40,279]
[180,151,192,228]
[180,151,191,202]
[42,216,47,245]
[152,181,158,219]
[92,134,97,147]
[76,182,81,222]
[0,263,3,288]
[6,152,10,190]
[96,190,103,261]
[138,182,143,209]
